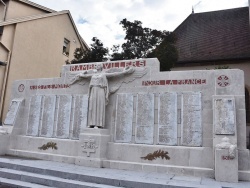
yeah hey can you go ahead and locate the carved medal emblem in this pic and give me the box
[18,84,25,92]
[217,75,229,87]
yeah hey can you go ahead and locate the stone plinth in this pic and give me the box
[75,128,110,168]
[215,148,238,183]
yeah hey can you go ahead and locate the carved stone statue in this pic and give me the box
[71,63,135,129]
[216,137,237,159]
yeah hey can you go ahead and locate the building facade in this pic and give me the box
[0,0,89,123]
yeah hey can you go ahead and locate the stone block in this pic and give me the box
[215,149,238,183]
[236,109,247,149]
[235,95,246,110]
[142,164,157,173]
[238,149,249,171]
[0,135,10,155]
[75,157,103,168]
[79,129,110,159]
[202,109,213,124]
[109,161,119,169]
[189,147,213,169]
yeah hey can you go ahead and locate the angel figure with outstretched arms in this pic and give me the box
[72,63,134,129]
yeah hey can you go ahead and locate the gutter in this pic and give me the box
[0,42,11,124]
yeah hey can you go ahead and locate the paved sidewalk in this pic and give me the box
[0,156,249,188]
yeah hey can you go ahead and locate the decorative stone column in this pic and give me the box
[75,128,110,168]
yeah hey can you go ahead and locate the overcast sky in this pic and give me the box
[31,0,248,49]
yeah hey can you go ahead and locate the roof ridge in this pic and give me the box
[193,6,248,15]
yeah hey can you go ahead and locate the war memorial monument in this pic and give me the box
[1,58,250,183]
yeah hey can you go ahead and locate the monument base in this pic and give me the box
[75,157,105,168]
[77,128,110,168]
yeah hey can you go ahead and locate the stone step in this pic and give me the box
[0,168,122,188]
[0,156,249,188]
[0,157,173,188]
[0,176,53,188]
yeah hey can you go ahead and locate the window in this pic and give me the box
[63,38,70,56]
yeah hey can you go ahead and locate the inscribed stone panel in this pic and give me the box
[135,93,154,144]
[214,98,235,135]
[72,95,88,139]
[27,95,42,136]
[181,92,202,146]
[40,95,56,137]
[158,92,177,145]
[56,95,72,138]
[115,93,134,143]
[4,98,23,125]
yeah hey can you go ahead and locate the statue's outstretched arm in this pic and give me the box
[106,66,134,78]
[70,71,92,85]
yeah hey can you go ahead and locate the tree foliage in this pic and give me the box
[71,19,178,71]
[147,34,178,71]
[112,18,178,71]
[71,37,108,64]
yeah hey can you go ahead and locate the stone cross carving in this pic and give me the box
[81,137,98,157]
[216,137,237,159]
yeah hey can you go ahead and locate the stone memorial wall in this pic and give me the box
[4,58,248,182]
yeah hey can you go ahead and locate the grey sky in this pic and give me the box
[31,0,248,49]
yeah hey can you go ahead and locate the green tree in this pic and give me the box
[72,19,178,71]
[71,37,108,64]
[147,34,178,71]
[111,18,178,71]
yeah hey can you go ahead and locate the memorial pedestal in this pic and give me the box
[75,128,110,168]
[215,149,238,183]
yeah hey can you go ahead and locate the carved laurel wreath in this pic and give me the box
[141,150,170,161]
[38,142,58,150]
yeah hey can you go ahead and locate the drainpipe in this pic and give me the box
[0,0,7,21]
[0,42,11,124]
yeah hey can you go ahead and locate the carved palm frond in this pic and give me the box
[38,142,58,150]
[141,150,170,161]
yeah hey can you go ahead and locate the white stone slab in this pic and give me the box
[40,95,56,137]
[56,95,72,139]
[135,93,154,144]
[158,92,177,145]
[181,92,202,146]
[214,98,235,135]
[72,95,88,139]
[26,95,42,136]
[115,93,134,143]
[4,98,23,125]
